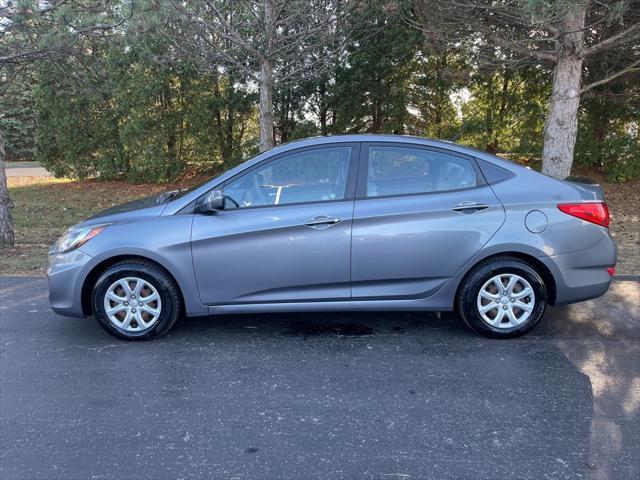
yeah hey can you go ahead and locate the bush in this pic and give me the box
[601,134,640,182]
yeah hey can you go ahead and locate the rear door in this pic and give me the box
[191,143,359,305]
[351,143,505,299]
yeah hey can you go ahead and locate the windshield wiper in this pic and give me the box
[156,189,185,204]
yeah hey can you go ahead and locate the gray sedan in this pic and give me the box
[47,135,617,340]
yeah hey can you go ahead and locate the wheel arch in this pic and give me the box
[81,254,186,316]
[454,251,557,306]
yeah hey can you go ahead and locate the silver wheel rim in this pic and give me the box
[476,273,535,329]
[103,277,162,333]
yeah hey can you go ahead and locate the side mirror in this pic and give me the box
[196,189,224,213]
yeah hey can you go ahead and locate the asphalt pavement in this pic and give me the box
[1,277,638,480]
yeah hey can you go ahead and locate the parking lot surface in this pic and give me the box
[1,277,638,479]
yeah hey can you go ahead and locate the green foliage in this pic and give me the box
[7,0,639,182]
[187,74,258,170]
[601,134,640,182]
[35,33,258,183]
[35,66,123,180]
[0,71,36,160]
[575,77,640,181]
[458,67,550,157]
[407,51,467,139]
[328,1,424,135]
[576,111,640,181]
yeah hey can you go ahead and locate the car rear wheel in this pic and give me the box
[457,257,547,338]
[92,260,182,340]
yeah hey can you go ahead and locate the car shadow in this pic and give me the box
[171,309,469,339]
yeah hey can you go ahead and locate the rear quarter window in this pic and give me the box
[476,159,515,184]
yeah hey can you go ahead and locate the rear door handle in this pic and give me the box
[453,202,490,213]
[304,216,342,229]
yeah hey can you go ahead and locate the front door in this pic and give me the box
[351,143,505,299]
[191,144,359,305]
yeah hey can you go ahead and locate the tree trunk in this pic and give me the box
[487,73,510,153]
[259,0,276,152]
[541,4,586,179]
[0,130,16,247]
[224,94,235,164]
[541,55,584,178]
[318,82,328,136]
[592,101,610,164]
[259,58,275,152]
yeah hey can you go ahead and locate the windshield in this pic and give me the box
[164,152,264,203]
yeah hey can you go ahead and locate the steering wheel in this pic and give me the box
[224,195,240,209]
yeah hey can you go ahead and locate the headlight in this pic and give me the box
[55,225,108,253]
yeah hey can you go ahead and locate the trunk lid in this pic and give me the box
[564,176,605,201]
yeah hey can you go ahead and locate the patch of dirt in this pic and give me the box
[602,180,640,274]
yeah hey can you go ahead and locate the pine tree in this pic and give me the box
[0,72,36,161]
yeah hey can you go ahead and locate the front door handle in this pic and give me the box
[304,216,342,229]
[453,202,490,213]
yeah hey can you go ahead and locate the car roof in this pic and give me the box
[272,134,471,155]
[269,134,522,168]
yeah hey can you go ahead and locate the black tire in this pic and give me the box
[457,256,547,338]
[91,260,183,340]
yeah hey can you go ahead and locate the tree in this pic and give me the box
[407,49,467,139]
[576,48,640,180]
[187,72,258,168]
[165,0,355,152]
[459,66,549,156]
[0,70,36,161]
[0,130,13,247]
[0,68,33,246]
[326,1,423,134]
[413,0,640,178]
[0,0,130,247]
[35,30,258,181]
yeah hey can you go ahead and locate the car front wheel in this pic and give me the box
[457,257,547,338]
[92,260,182,340]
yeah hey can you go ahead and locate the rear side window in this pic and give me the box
[365,146,478,197]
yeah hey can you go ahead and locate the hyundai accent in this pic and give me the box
[48,135,617,340]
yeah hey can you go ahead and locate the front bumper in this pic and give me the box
[47,249,93,317]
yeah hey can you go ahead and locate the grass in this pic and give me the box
[1,173,638,276]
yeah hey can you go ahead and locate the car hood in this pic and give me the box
[80,195,168,227]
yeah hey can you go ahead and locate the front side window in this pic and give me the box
[223,147,352,209]
[366,146,478,197]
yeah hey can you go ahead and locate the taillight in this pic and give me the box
[558,202,610,227]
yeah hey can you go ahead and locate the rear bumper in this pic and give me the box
[541,234,617,306]
[47,249,93,318]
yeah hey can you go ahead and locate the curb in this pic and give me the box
[613,274,640,281]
